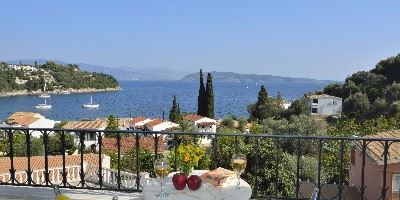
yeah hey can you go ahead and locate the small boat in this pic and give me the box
[60,90,71,95]
[39,82,51,98]
[35,99,52,109]
[82,96,99,108]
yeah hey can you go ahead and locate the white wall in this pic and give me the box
[29,118,56,137]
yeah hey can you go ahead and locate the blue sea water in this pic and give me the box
[0,81,328,121]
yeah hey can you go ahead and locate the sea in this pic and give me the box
[0,81,329,121]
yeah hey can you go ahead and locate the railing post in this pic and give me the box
[79,131,86,187]
[154,133,158,159]
[295,138,301,200]
[338,140,345,200]
[254,137,260,198]
[8,129,16,185]
[360,140,367,200]
[25,129,33,185]
[97,131,103,189]
[275,138,280,199]
[61,130,68,187]
[117,131,122,190]
[174,133,178,171]
[43,130,50,186]
[135,131,140,191]
[317,139,323,199]
[381,141,389,200]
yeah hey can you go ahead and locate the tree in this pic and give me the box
[205,73,215,118]
[342,92,370,119]
[105,114,119,137]
[371,54,400,84]
[323,83,343,98]
[169,95,181,123]
[248,85,285,121]
[385,82,400,104]
[197,69,207,116]
[286,96,309,116]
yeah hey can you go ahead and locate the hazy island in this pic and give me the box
[0,61,119,97]
[181,71,338,84]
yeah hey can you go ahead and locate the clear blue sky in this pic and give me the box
[1,1,399,80]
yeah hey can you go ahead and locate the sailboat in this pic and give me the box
[39,82,51,98]
[35,98,52,109]
[82,96,99,108]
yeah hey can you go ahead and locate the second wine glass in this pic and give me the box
[231,153,247,189]
[154,158,170,198]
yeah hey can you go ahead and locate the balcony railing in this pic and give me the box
[0,127,399,200]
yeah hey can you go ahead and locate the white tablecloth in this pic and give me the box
[142,170,252,200]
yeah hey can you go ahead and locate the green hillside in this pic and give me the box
[0,61,118,93]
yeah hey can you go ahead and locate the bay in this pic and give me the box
[0,81,328,121]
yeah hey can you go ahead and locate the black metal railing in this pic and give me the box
[0,127,399,200]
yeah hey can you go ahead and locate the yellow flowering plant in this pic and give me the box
[177,143,206,175]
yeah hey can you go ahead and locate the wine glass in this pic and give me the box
[154,158,170,198]
[231,153,247,189]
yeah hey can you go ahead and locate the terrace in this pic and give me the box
[0,127,398,200]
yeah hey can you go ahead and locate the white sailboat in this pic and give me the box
[39,82,51,98]
[82,96,99,108]
[35,98,52,109]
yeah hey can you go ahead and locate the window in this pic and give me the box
[333,100,337,105]
[90,133,95,140]
[312,99,318,104]
[392,174,400,192]
[311,108,318,114]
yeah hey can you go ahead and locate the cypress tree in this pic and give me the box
[169,95,179,122]
[197,69,207,116]
[205,73,214,118]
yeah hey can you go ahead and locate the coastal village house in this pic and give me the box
[349,130,400,200]
[183,114,217,133]
[129,117,153,131]
[307,94,342,116]
[5,112,56,137]
[144,119,179,132]
[62,119,107,149]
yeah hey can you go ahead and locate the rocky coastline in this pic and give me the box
[0,87,121,98]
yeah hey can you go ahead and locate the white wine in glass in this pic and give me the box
[154,158,170,198]
[231,153,247,189]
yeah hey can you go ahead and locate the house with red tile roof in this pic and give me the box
[62,119,107,149]
[349,130,400,200]
[129,116,153,130]
[144,119,179,132]
[5,112,56,137]
[183,114,217,133]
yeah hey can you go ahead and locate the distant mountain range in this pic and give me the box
[6,59,338,84]
[6,59,188,81]
[181,71,338,84]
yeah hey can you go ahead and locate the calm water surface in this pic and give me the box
[0,81,328,121]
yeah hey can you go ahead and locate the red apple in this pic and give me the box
[187,175,202,191]
[172,172,187,190]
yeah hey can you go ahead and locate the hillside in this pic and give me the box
[7,59,188,81]
[181,71,337,84]
[0,61,119,95]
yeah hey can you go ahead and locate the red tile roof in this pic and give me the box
[6,112,42,126]
[131,117,146,124]
[62,120,107,130]
[184,114,204,122]
[356,130,400,165]
[145,119,164,128]
[197,122,216,126]
[0,154,100,174]
[102,136,164,153]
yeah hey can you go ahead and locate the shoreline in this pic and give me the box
[0,87,122,98]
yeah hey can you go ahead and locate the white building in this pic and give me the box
[6,112,56,137]
[62,120,107,149]
[8,64,37,71]
[129,117,153,130]
[307,94,342,116]
[144,119,179,132]
[183,114,217,133]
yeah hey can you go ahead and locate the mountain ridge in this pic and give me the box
[180,71,338,84]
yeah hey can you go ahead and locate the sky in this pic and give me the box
[1,1,400,81]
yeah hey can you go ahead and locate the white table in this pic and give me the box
[142,170,252,200]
